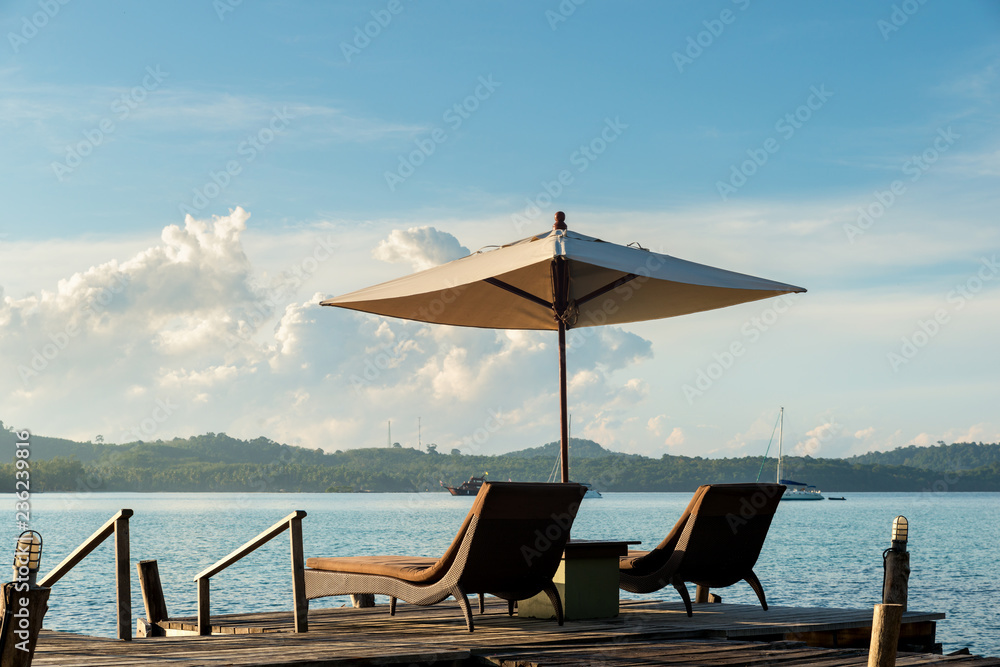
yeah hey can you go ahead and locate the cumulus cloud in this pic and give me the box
[11,207,986,458]
[1,211,658,453]
[943,423,997,444]
[793,421,841,456]
[648,414,668,436]
[663,427,685,448]
[907,432,935,448]
[372,226,469,272]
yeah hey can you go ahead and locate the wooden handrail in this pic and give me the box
[38,508,133,641]
[194,510,307,635]
[194,510,305,580]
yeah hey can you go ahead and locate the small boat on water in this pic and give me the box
[780,480,825,501]
[774,407,824,501]
[440,475,487,496]
[441,475,600,497]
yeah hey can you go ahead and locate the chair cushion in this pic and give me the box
[306,555,440,583]
[619,550,651,572]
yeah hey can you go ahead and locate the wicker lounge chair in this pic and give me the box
[619,483,784,616]
[304,481,586,632]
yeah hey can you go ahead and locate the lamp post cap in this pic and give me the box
[553,211,567,231]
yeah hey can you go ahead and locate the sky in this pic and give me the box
[1,1,998,462]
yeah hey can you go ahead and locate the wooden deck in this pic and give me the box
[31,600,1000,667]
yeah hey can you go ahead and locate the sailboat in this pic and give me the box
[546,419,602,498]
[775,407,824,501]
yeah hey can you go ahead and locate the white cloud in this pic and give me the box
[908,432,935,448]
[793,421,841,457]
[663,427,685,449]
[2,204,997,458]
[648,414,668,436]
[0,77,425,155]
[1,210,661,453]
[943,423,996,444]
[372,226,469,272]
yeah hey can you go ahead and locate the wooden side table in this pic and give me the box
[518,539,639,621]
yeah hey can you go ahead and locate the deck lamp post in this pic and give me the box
[870,516,911,667]
[13,531,42,589]
[0,531,44,662]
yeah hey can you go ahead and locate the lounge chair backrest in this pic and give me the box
[673,483,783,587]
[633,485,708,572]
[458,481,585,592]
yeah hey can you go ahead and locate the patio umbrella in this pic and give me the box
[321,213,805,483]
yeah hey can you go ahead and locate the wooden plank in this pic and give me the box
[54,601,996,667]
[137,560,168,637]
[38,509,133,588]
[194,511,306,581]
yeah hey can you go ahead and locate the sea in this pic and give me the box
[7,491,999,656]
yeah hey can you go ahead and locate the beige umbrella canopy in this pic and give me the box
[322,213,806,482]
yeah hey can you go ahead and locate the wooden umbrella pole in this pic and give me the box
[558,319,569,484]
[550,218,571,486]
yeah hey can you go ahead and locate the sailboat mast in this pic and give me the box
[776,407,783,483]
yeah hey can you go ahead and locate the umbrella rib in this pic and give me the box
[482,277,553,310]
[575,273,639,307]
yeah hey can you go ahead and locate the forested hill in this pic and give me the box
[506,438,640,459]
[1,423,998,493]
[846,441,1000,472]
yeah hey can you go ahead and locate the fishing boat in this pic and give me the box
[440,475,486,496]
[775,407,824,501]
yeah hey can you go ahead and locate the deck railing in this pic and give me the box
[39,508,133,641]
[193,510,307,635]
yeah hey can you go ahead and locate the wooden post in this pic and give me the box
[136,561,167,637]
[695,585,709,604]
[197,578,210,636]
[351,594,375,608]
[114,514,131,641]
[883,551,909,611]
[289,516,307,633]
[868,603,904,667]
[0,584,49,667]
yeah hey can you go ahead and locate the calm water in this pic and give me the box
[7,491,998,656]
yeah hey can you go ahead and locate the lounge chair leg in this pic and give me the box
[452,586,475,633]
[389,597,396,616]
[672,578,693,617]
[745,571,768,611]
[507,600,515,617]
[478,593,485,614]
[542,583,565,626]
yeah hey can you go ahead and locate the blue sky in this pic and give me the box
[2,1,998,462]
